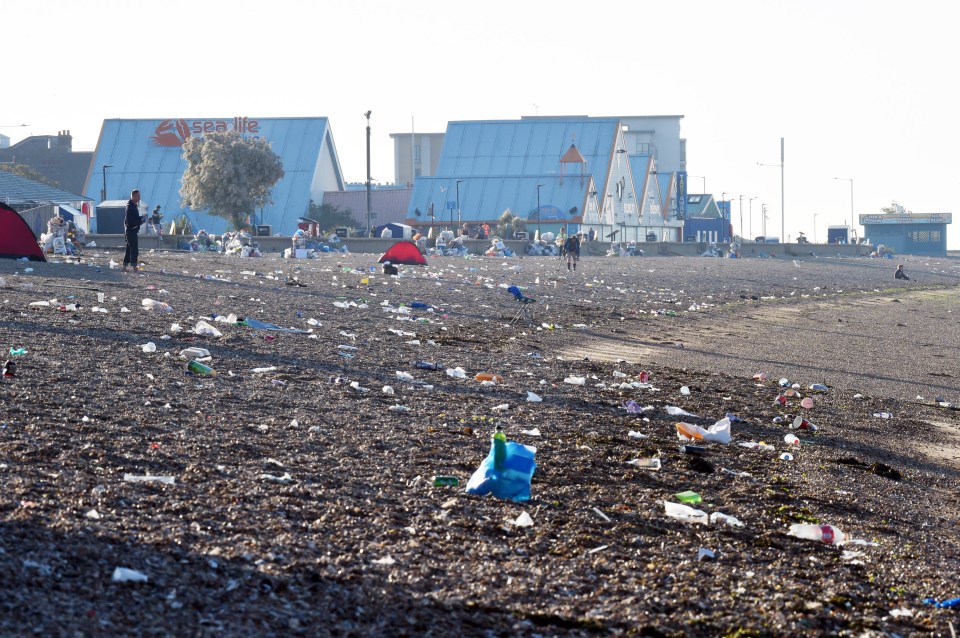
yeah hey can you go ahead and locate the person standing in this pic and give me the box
[123,189,145,273]
[565,233,581,271]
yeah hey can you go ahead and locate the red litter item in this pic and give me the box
[639,371,650,384]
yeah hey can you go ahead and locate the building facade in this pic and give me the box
[406,116,687,242]
[0,131,93,194]
[390,132,444,186]
[83,117,345,234]
[860,212,951,256]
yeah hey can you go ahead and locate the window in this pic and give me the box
[413,145,421,162]
[688,195,702,204]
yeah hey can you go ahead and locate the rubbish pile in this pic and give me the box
[223,231,262,257]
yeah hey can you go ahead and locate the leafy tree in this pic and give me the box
[179,131,284,230]
[307,201,355,230]
[497,209,516,239]
[0,163,60,187]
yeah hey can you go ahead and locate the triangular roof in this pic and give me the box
[0,170,91,206]
[560,143,586,164]
[83,117,345,234]
[0,202,46,261]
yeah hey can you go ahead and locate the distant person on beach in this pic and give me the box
[565,233,581,271]
[123,189,145,273]
[895,264,910,280]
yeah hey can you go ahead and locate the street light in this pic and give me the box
[748,197,758,240]
[833,177,854,231]
[813,213,820,244]
[761,203,768,238]
[757,137,785,242]
[536,183,544,240]
[455,179,464,232]
[364,111,373,236]
[721,192,736,243]
[689,175,706,194]
[101,164,113,202]
[738,195,745,242]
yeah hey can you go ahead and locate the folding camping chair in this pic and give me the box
[506,285,536,325]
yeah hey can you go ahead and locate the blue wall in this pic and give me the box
[864,223,948,256]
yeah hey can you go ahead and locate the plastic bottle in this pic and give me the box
[788,523,847,545]
[432,475,459,487]
[187,360,217,377]
[784,433,800,446]
[492,424,507,472]
[415,361,442,370]
[475,372,504,383]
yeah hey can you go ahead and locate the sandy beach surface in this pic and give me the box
[2,249,959,637]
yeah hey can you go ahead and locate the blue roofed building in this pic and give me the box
[682,194,731,242]
[407,116,685,242]
[83,117,345,234]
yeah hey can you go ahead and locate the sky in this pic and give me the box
[4,0,958,245]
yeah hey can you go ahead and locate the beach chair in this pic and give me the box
[507,285,536,325]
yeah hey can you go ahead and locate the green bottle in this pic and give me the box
[432,476,459,487]
[493,424,507,472]
[187,360,217,377]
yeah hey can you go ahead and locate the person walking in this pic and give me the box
[123,189,145,273]
[565,232,581,271]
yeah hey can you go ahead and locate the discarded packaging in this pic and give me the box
[788,523,848,545]
[123,474,175,485]
[141,298,172,313]
[465,426,537,502]
[475,372,504,383]
[513,511,534,527]
[627,458,661,470]
[663,500,708,524]
[180,347,211,359]
[111,567,148,583]
[675,490,702,504]
[676,417,732,444]
[141,342,157,353]
[526,391,543,403]
[710,512,744,527]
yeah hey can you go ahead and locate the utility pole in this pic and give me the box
[364,111,373,236]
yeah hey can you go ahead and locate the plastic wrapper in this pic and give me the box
[466,434,537,502]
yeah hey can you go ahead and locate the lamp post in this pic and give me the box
[738,195,745,242]
[813,213,819,244]
[690,175,706,194]
[748,196,758,240]
[834,177,854,230]
[758,137,785,242]
[721,191,734,243]
[101,164,113,203]
[761,203,768,238]
[364,111,372,236]
[455,179,463,232]
[536,183,543,239]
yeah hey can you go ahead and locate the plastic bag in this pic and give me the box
[465,432,537,502]
[675,417,732,444]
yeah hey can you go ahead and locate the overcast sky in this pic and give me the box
[5,0,957,245]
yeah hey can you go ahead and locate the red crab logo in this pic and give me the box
[150,119,191,147]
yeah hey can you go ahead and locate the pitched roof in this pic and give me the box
[0,170,91,205]
[685,194,720,218]
[560,144,586,164]
[409,118,619,224]
[84,117,344,234]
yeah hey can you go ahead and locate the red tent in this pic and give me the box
[0,203,46,262]
[378,240,427,266]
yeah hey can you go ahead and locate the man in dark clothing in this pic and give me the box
[123,189,145,272]
[565,233,581,271]
[895,264,910,280]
